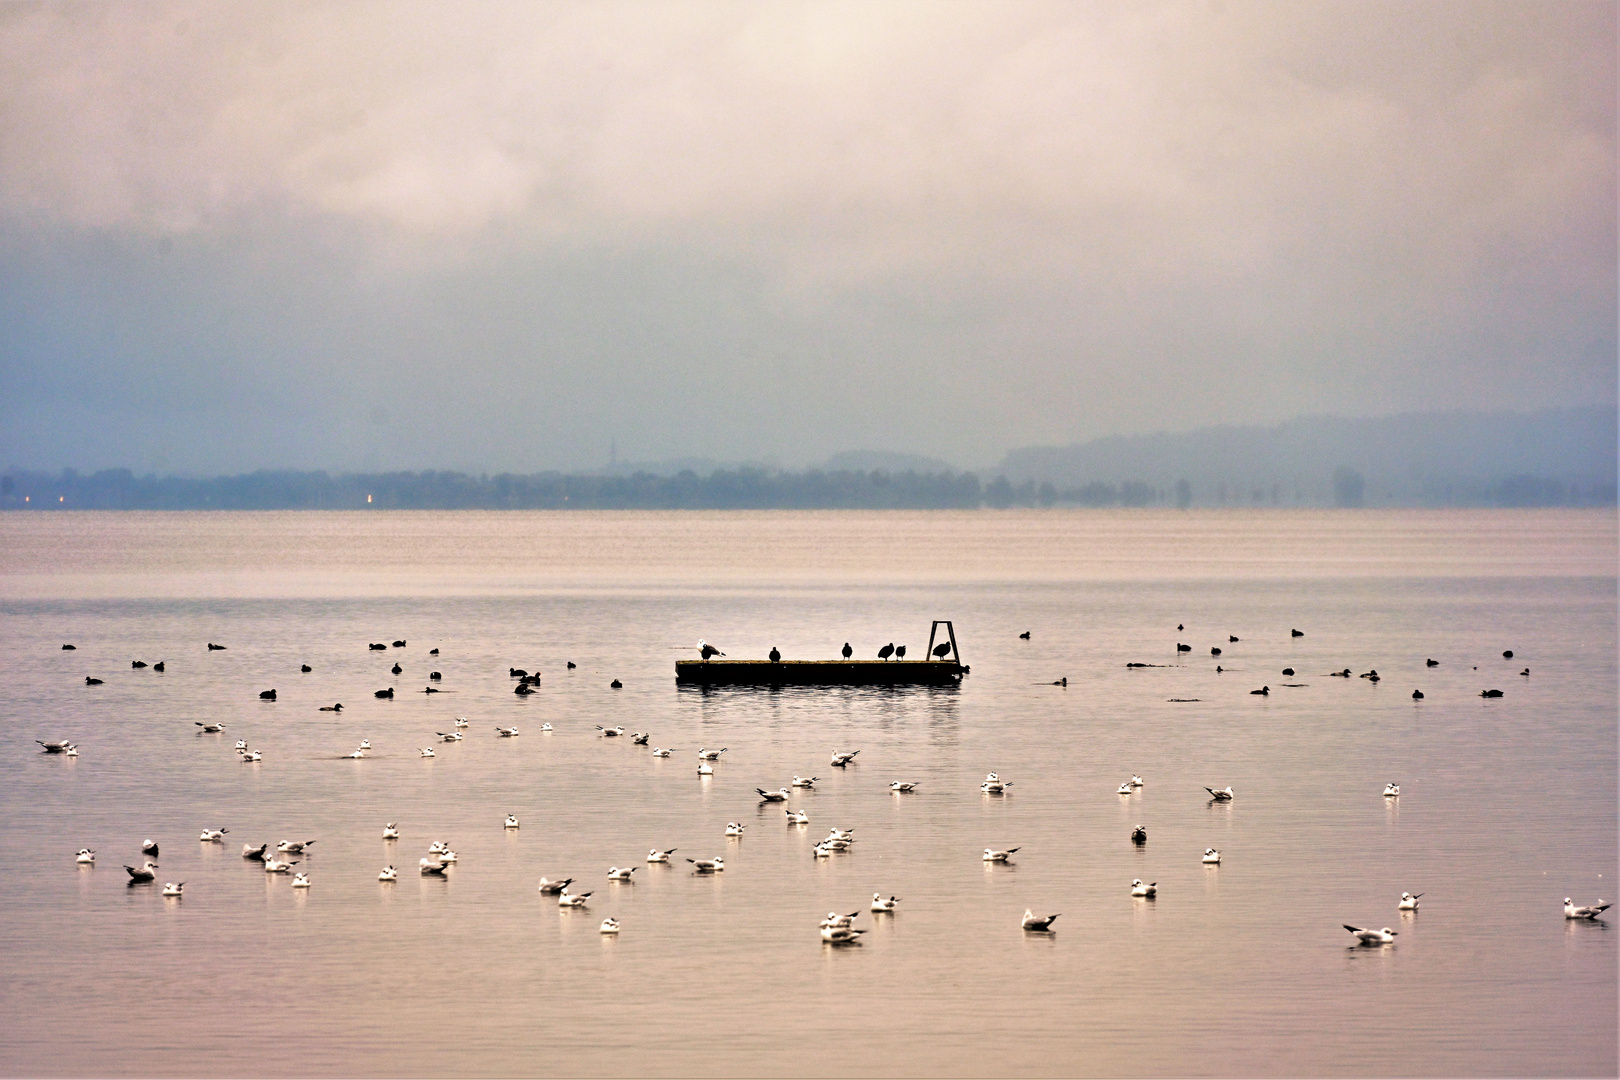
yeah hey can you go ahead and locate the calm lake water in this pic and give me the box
[1,509,1615,1078]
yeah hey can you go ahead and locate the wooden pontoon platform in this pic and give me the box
[676,620,966,685]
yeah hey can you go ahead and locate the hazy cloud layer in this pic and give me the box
[1,1,1613,473]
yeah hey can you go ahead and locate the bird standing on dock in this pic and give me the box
[932,642,952,660]
[895,645,906,660]
[842,642,853,660]
[769,647,781,662]
[698,641,724,661]
[878,643,894,661]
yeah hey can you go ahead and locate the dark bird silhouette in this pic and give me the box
[769,647,781,662]
[610,679,623,689]
[1520,668,1529,676]
[1131,826,1147,845]
[375,688,394,699]
[1291,629,1304,637]
[842,642,853,660]
[259,689,276,700]
[699,642,725,661]
[208,643,227,650]
[1481,688,1503,698]
[1211,647,1222,656]
[1229,636,1239,643]
[132,661,147,668]
[1282,668,1295,676]
[301,664,312,673]
[932,642,952,660]
[1412,689,1424,699]
[878,643,895,661]
[1250,686,1269,695]
[1176,643,1191,653]
[510,668,527,678]
[1019,631,1031,640]
[429,648,439,655]
[319,703,343,711]
[895,645,906,660]
[1053,678,1067,687]
[153,661,164,672]
[391,663,402,675]
[1177,624,1184,631]
[429,671,441,680]
[513,683,533,695]
[1502,650,1513,658]
[369,643,386,651]
[62,644,75,650]
[566,661,576,669]
[85,677,103,685]
[392,640,407,648]
[1426,658,1439,667]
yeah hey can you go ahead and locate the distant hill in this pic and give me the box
[821,450,957,473]
[994,406,1617,507]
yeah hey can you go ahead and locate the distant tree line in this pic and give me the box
[0,467,1607,511]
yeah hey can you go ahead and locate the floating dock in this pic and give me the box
[675,659,965,686]
[677,621,966,685]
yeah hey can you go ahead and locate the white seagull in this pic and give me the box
[195,722,225,733]
[505,815,520,829]
[890,782,919,793]
[234,740,248,750]
[541,723,552,732]
[291,873,311,888]
[792,776,819,788]
[382,823,399,840]
[647,848,676,863]
[1398,892,1422,911]
[607,866,637,881]
[600,918,621,934]
[687,857,724,873]
[1130,775,1144,787]
[982,778,1012,794]
[786,809,809,825]
[1022,910,1060,931]
[277,840,315,854]
[419,748,435,757]
[240,750,262,762]
[1344,924,1397,944]
[595,725,624,737]
[161,882,184,897]
[756,788,789,802]
[125,861,159,883]
[1565,898,1611,920]
[438,849,458,864]
[358,740,372,750]
[427,841,449,854]
[652,747,674,757]
[1205,786,1234,800]
[830,751,860,767]
[437,732,462,742]
[264,857,297,874]
[697,763,714,776]
[821,926,865,945]
[495,727,520,738]
[872,893,900,912]
[725,822,746,837]
[1118,783,1132,795]
[697,748,727,760]
[378,866,397,881]
[419,858,448,876]
[820,911,861,929]
[454,717,469,727]
[343,747,366,759]
[537,877,574,894]
[1131,879,1157,898]
[199,828,229,842]
[1384,783,1400,797]
[76,849,96,864]
[1203,848,1222,864]
[984,847,1019,863]
[242,843,267,861]
[557,890,591,907]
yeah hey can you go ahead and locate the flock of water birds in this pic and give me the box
[44,630,1611,945]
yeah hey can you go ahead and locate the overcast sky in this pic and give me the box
[1,0,1613,474]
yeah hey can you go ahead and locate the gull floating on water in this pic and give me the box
[419,747,435,757]
[558,890,591,907]
[1022,910,1060,931]
[541,724,553,732]
[242,844,267,861]
[37,741,76,754]
[596,725,624,737]
[437,732,462,742]
[820,911,861,929]
[1205,786,1234,801]
[161,882,184,897]
[125,861,159,883]
[607,866,637,881]
[786,809,809,825]
[826,828,855,842]
[821,926,865,945]
[76,849,96,864]
[195,722,225,733]
[647,848,676,863]
[756,788,789,802]
[1131,775,1144,787]
[428,842,449,854]
[378,866,397,881]
[496,727,520,738]
[420,858,448,876]
[291,873,311,889]
[358,740,372,750]
[631,732,649,744]
[239,750,261,761]
[383,823,399,839]
[872,893,900,912]
[687,857,724,873]
[234,740,248,750]
[890,782,918,793]
[141,840,160,856]
[277,840,315,854]
[1384,783,1400,797]
[199,829,229,842]
[1398,892,1422,911]
[984,848,1019,863]
[697,763,713,775]
[651,747,673,757]
[343,748,365,759]
[439,849,458,864]
[982,778,1012,794]
[505,815,520,829]
[725,822,746,837]
[264,857,298,874]
[1565,898,1610,920]
[830,751,860,767]
[697,748,727,760]
[454,717,469,727]
[1131,879,1157,898]
[537,877,574,894]
[1118,783,1132,795]
[792,776,818,788]
[1203,848,1221,864]
[1344,925,1397,944]
[600,918,620,934]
